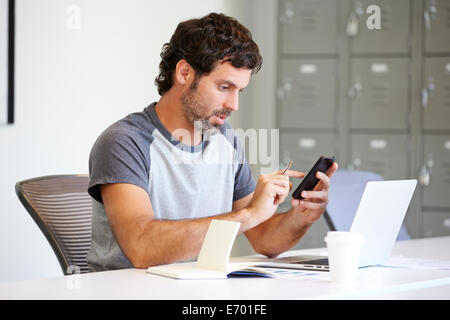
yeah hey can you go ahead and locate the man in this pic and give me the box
[87,12,338,271]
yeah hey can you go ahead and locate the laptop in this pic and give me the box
[256,179,417,271]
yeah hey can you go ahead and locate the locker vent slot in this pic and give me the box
[370,84,389,108]
[381,7,392,29]
[445,82,450,107]
[298,84,316,108]
[300,10,318,32]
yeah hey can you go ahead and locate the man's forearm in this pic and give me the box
[245,208,312,258]
[131,208,253,268]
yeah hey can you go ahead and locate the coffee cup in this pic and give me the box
[324,231,365,283]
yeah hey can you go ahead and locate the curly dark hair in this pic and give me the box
[155,12,262,96]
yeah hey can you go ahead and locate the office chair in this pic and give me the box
[15,175,92,275]
[323,169,410,241]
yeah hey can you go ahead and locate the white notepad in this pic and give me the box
[146,220,270,279]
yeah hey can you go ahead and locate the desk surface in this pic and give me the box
[1,236,450,300]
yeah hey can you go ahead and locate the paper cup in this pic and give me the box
[324,231,365,283]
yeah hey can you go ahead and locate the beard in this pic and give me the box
[181,87,231,138]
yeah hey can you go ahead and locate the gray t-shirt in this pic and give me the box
[87,102,256,271]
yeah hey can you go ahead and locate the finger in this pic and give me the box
[326,162,339,177]
[290,198,308,212]
[297,200,327,210]
[282,170,305,179]
[300,190,328,201]
[273,185,289,205]
[271,176,290,189]
[314,171,330,190]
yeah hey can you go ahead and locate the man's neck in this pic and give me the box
[155,92,203,146]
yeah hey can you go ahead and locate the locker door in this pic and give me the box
[424,0,450,53]
[423,211,450,237]
[350,134,409,179]
[278,59,336,129]
[423,135,450,207]
[350,58,409,129]
[280,133,337,176]
[279,0,337,55]
[423,58,450,130]
[351,0,410,54]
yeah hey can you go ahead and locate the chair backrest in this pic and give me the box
[15,175,92,274]
[324,169,410,241]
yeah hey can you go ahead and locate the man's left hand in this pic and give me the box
[289,162,339,227]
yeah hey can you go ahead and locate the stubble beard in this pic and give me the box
[181,89,222,138]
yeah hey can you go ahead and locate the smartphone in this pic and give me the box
[292,156,336,200]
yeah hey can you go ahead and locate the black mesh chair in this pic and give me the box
[15,175,92,275]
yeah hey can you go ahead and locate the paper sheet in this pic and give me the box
[381,256,450,270]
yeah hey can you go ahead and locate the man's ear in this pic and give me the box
[174,59,194,86]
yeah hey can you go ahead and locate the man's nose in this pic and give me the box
[224,92,239,112]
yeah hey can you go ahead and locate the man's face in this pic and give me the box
[181,61,252,137]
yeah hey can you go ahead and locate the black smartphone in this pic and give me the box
[292,156,336,200]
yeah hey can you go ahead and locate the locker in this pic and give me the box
[424,0,450,53]
[279,0,337,55]
[423,211,450,237]
[350,58,409,129]
[423,57,450,130]
[278,59,337,129]
[423,135,450,208]
[280,133,337,176]
[350,134,409,179]
[350,0,410,54]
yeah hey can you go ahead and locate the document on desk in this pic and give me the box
[381,256,450,270]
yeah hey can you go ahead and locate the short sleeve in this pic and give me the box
[88,124,153,204]
[230,130,256,202]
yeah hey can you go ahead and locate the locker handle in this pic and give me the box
[348,81,362,100]
[422,78,435,108]
[346,11,359,37]
[419,165,430,187]
[424,1,438,30]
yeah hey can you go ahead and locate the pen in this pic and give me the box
[282,160,293,175]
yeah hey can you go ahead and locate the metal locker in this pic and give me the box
[349,0,410,54]
[280,132,337,177]
[424,0,450,53]
[350,134,409,179]
[422,135,450,208]
[350,58,409,129]
[278,59,337,129]
[423,57,450,130]
[279,0,337,55]
[423,211,450,237]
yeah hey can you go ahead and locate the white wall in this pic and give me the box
[0,0,235,282]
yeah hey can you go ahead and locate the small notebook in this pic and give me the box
[146,220,272,279]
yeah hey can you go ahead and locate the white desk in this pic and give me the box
[1,236,450,300]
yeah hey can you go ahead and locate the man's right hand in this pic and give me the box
[246,169,304,228]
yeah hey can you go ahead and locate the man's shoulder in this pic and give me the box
[97,107,157,145]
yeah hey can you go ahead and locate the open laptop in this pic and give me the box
[256,179,417,271]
